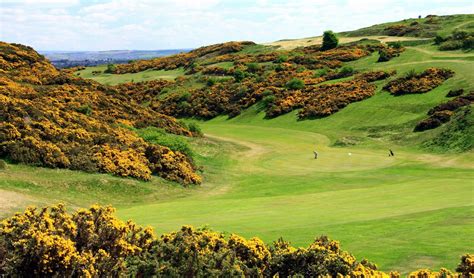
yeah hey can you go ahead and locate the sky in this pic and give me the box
[0,0,473,51]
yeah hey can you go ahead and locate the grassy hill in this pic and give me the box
[1,14,473,274]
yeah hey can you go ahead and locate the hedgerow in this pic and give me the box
[0,204,472,277]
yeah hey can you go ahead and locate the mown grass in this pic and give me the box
[75,65,185,85]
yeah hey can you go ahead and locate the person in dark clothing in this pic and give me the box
[389,149,394,157]
[313,151,318,159]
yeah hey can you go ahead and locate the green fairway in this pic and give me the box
[75,65,185,85]
[116,123,473,273]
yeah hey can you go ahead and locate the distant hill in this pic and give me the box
[265,14,474,50]
[40,49,192,68]
[341,14,474,37]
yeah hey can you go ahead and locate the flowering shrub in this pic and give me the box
[384,68,454,95]
[0,204,155,276]
[0,204,472,277]
[0,42,200,184]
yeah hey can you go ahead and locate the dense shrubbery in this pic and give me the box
[113,79,173,103]
[1,204,472,277]
[147,43,386,121]
[112,41,255,74]
[436,30,474,51]
[383,24,421,36]
[378,45,405,62]
[0,42,200,185]
[414,92,473,132]
[383,68,454,95]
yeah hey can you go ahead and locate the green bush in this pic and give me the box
[0,159,6,170]
[338,66,354,77]
[377,49,390,62]
[452,30,468,40]
[321,30,338,51]
[104,63,116,73]
[439,40,464,51]
[137,127,194,157]
[75,104,92,116]
[434,34,446,45]
[314,68,328,77]
[462,36,474,49]
[233,69,245,82]
[188,122,203,136]
[262,95,276,107]
[276,55,288,63]
[246,62,260,73]
[206,78,217,86]
[285,78,305,90]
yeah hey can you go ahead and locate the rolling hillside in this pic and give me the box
[1,14,473,274]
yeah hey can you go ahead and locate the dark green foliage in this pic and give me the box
[104,63,116,73]
[439,40,464,51]
[206,77,217,86]
[233,69,245,82]
[378,49,390,62]
[246,62,260,73]
[75,104,92,116]
[438,30,474,51]
[321,30,339,51]
[434,34,447,45]
[276,55,288,63]
[314,68,329,77]
[262,95,276,107]
[337,66,354,77]
[285,78,305,90]
[387,41,402,49]
[187,122,203,136]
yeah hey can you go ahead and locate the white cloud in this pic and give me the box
[0,0,472,50]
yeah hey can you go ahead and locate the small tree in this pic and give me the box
[104,63,116,73]
[321,30,338,51]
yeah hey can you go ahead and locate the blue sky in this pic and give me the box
[0,0,473,50]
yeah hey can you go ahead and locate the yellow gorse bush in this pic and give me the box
[0,42,200,184]
[0,204,472,277]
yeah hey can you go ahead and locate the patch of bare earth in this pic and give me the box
[0,189,37,218]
